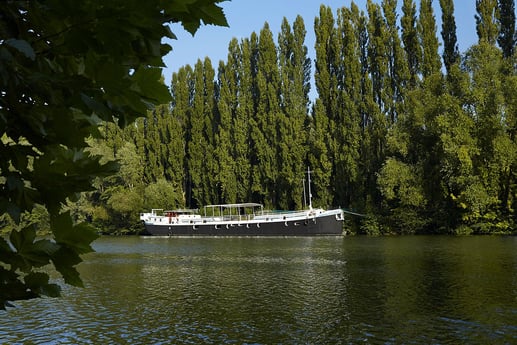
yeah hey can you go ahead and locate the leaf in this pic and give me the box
[165,0,229,35]
[5,39,35,60]
[51,247,84,287]
[198,3,229,27]
[24,272,61,298]
[24,272,49,288]
[47,212,97,288]
[131,67,172,104]
[10,227,36,254]
[32,239,61,257]
[8,227,58,271]
[80,93,111,118]
[51,212,99,254]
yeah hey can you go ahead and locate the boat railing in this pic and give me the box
[217,214,255,222]
[262,209,305,215]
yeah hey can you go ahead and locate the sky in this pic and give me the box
[162,0,479,86]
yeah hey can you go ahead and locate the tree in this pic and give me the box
[334,6,363,209]
[144,178,183,211]
[476,0,500,45]
[216,43,239,203]
[377,157,427,232]
[401,0,421,87]
[186,58,218,206]
[277,16,310,209]
[250,23,281,208]
[418,0,442,78]
[0,0,228,308]
[142,107,167,183]
[365,1,390,209]
[170,65,194,204]
[464,41,513,232]
[233,36,256,202]
[312,5,337,207]
[497,0,516,59]
[439,0,460,73]
[382,0,410,122]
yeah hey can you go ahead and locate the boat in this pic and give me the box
[139,168,344,236]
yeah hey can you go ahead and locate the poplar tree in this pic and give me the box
[142,107,166,182]
[154,102,186,206]
[418,0,442,78]
[476,0,500,45]
[334,6,362,209]
[170,65,193,203]
[216,39,240,203]
[439,0,460,74]
[57,0,517,235]
[307,100,333,207]
[250,23,281,208]
[187,60,207,207]
[277,16,310,209]
[312,5,336,207]
[201,58,218,204]
[367,0,389,116]
[383,0,410,122]
[401,0,421,86]
[416,0,445,228]
[365,0,389,208]
[497,0,516,59]
[353,3,381,209]
[164,107,187,205]
[378,0,445,232]
[234,36,257,202]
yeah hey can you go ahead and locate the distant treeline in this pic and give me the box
[18,0,513,236]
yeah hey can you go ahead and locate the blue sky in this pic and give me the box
[162,0,479,85]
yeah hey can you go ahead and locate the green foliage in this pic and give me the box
[418,0,442,77]
[377,158,429,232]
[401,0,421,87]
[439,0,460,73]
[497,0,516,59]
[0,0,228,308]
[360,215,383,236]
[476,0,500,45]
[144,179,184,210]
[75,0,515,241]
[378,158,426,207]
[134,0,515,238]
[23,0,514,272]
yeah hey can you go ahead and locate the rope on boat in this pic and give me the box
[341,208,367,217]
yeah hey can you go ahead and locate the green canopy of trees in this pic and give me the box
[77,0,516,238]
[0,0,228,308]
[2,0,517,308]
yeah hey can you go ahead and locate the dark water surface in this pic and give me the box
[2,236,517,344]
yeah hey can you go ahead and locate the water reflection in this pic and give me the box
[1,236,516,344]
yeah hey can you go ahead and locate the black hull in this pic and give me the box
[141,214,343,237]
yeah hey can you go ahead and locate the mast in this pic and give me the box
[302,178,307,209]
[307,166,313,210]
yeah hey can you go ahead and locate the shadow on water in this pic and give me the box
[1,235,516,344]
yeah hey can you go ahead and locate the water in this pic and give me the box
[2,236,517,344]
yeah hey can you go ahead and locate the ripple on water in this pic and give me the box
[1,236,517,344]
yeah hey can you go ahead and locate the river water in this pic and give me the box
[2,236,517,344]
